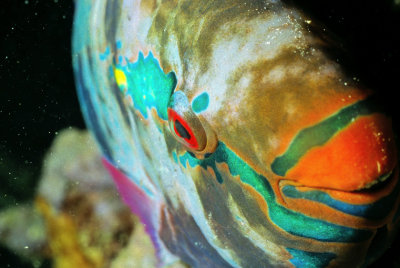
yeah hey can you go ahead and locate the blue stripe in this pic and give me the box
[75,54,113,161]
[282,177,400,220]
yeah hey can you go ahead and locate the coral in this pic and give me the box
[2,128,187,267]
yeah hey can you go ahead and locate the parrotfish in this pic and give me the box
[72,0,399,267]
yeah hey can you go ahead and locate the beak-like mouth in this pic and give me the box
[271,113,397,192]
[357,170,395,192]
[278,166,400,224]
[280,166,399,196]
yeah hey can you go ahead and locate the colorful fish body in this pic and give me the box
[72,0,399,267]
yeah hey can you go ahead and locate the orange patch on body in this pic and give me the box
[275,91,370,158]
[286,114,397,191]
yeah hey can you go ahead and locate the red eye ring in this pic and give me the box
[168,108,199,150]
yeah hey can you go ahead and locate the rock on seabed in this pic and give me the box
[1,128,187,268]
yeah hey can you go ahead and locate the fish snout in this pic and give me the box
[272,113,397,191]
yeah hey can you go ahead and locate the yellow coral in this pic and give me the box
[35,196,101,268]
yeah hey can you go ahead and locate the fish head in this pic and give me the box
[158,7,399,266]
[72,0,400,266]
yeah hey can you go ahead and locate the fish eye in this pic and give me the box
[168,108,206,150]
[168,91,218,155]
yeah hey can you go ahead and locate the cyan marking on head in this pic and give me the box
[99,47,110,61]
[192,92,210,114]
[116,40,122,49]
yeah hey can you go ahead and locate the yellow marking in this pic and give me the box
[113,67,127,87]
[35,196,98,268]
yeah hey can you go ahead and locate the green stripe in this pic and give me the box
[287,248,336,268]
[271,96,382,176]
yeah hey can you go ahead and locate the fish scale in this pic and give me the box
[72,0,400,267]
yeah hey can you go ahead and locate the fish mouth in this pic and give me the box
[281,166,399,195]
[278,165,399,198]
[355,169,396,192]
[271,107,398,193]
[278,166,400,225]
[279,166,400,213]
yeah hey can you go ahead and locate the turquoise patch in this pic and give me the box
[116,40,122,49]
[172,151,178,163]
[287,248,336,268]
[114,51,177,120]
[191,92,209,114]
[99,46,110,61]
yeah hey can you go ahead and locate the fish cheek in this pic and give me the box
[190,163,291,267]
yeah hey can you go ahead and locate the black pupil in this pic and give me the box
[174,120,191,140]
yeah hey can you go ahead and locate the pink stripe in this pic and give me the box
[101,157,163,256]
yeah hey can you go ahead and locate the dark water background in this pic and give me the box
[1,0,399,267]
